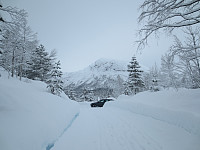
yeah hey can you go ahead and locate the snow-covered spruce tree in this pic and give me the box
[123,81,132,95]
[47,60,64,96]
[127,56,145,95]
[27,44,51,81]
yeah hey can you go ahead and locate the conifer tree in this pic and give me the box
[80,88,95,102]
[47,60,63,96]
[127,56,145,95]
[67,88,77,100]
[27,44,51,81]
[123,81,131,95]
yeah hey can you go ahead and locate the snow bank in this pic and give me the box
[106,89,200,137]
[0,68,80,150]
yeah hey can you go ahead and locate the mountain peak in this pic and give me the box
[63,58,149,101]
[89,58,127,72]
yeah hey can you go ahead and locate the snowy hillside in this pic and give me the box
[0,68,79,150]
[63,58,148,99]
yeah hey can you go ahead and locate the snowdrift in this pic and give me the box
[0,69,80,150]
[106,89,200,137]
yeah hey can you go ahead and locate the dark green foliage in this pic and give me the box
[27,45,51,81]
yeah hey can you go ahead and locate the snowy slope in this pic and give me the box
[0,68,80,150]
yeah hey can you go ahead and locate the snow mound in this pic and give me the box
[106,89,200,137]
[0,68,80,150]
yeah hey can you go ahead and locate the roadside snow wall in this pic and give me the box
[106,89,200,137]
[0,69,80,150]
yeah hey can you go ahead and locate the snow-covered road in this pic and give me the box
[52,103,200,150]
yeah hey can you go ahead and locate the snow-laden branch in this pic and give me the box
[167,27,200,88]
[137,0,200,50]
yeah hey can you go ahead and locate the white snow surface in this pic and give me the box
[52,89,200,150]
[109,89,200,137]
[1,67,200,150]
[0,68,79,150]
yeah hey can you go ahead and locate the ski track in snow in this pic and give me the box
[46,112,80,150]
[51,103,200,150]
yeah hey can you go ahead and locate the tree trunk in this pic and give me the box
[11,49,15,77]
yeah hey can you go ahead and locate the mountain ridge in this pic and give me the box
[63,58,148,100]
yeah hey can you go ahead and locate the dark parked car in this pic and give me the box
[90,98,113,107]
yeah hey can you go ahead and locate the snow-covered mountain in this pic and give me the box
[63,58,127,86]
[63,58,148,100]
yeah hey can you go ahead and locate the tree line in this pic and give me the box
[0,4,63,96]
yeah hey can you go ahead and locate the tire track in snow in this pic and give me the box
[46,112,79,150]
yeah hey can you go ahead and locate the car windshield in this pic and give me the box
[99,100,105,102]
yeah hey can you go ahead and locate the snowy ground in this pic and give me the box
[1,68,200,150]
[0,69,79,150]
[52,100,200,150]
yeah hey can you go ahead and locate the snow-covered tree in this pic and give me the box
[80,88,95,102]
[169,27,200,88]
[27,45,51,81]
[160,53,179,89]
[123,81,132,95]
[137,0,200,49]
[127,56,145,95]
[0,3,23,31]
[150,63,161,91]
[17,10,37,80]
[47,60,64,96]
[0,26,20,76]
[0,8,37,79]
[67,88,77,100]
[142,63,163,91]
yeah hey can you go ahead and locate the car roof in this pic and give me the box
[100,98,113,101]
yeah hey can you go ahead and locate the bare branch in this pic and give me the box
[137,0,200,50]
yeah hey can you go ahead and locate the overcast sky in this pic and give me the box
[3,0,173,72]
